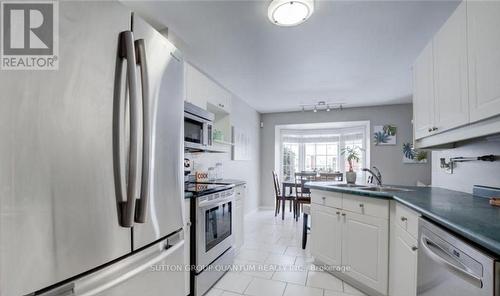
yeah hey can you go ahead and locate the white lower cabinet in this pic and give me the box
[310,191,389,296]
[342,212,389,295]
[389,224,418,296]
[311,204,342,267]
[389,202,420,296]
[233,184,246,251]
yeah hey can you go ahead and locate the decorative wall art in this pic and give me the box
[374,124,397,145]
[402,142,428,164]
[232,126,251,160]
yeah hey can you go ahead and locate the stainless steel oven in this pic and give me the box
[184,102,214,151]
[196,188,235,268]
[191,187,235,296]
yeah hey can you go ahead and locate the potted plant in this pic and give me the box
[341,146,361,184]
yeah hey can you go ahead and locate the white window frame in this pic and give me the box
[275,121,371,182]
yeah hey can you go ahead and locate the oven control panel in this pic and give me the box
[198,189,235,207]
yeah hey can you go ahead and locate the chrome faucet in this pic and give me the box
[363,166,382,186]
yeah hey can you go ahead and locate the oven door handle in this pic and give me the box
[420,235,483,288]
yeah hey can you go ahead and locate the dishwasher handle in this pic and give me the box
[420,235,483,289]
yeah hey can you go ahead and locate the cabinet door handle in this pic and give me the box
[428,128,433,132]
[401,216,408,222]
[432,127,438,131]
[322,196,326,200]
[336,211,341,215]
[412,246,418,251]
[359,204,364,208]
[341,213,346,216]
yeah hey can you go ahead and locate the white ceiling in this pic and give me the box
[124,0,460,113]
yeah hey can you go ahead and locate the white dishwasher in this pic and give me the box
[417,218,499,296]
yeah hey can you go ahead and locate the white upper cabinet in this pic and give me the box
[413,42,435,140]
[184,63,232,114]
[185,63,209,108]
[413,1,500,147]
[433,1,469,132]
[467,1,500,123]
[207,85,232,114]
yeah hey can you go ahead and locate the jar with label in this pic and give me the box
[208,167,216,181]
[215,162,223,180]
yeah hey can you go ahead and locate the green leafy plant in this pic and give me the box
[402,143,415,159]
[415,151,428,162]
[341,146,361,172]
[374,131,390,145]
[383,124,397,136]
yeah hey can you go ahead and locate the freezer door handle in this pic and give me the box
[134,38,151,224]
[114,31,141,227]
[75,240,184,296]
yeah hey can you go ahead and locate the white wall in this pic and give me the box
[186,96,261,215]
[259,103,432,209]
[432,138,500,193]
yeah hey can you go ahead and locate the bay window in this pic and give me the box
[280,127,368,181]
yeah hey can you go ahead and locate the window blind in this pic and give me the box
[281,127,365,144]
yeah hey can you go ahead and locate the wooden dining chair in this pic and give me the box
[294,172,313,221]
[302,204,311,249]
[272,171,295,220]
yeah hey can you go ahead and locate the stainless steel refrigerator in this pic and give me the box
[0,2,185,295]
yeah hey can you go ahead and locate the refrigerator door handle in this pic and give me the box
[114,31,141,228]
[134,38,151,224]
[75,240,184,296]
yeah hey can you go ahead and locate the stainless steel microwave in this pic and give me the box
[184,102,214,151]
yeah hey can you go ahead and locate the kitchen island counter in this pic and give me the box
[306,182,500,256]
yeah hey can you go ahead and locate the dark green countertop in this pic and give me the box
[306,182,500,256]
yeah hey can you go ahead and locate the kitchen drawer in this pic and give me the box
[311,190,342,209]
[395,202,420,239]
[342,193,389,219]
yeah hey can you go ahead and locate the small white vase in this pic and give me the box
[346,171,357,184]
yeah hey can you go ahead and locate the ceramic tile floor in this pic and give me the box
[207,210,367,296]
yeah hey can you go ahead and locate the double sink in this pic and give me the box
[330,183,413,193]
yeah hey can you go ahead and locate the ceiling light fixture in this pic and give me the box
[299,101,345,113]
[268,0,314,27]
